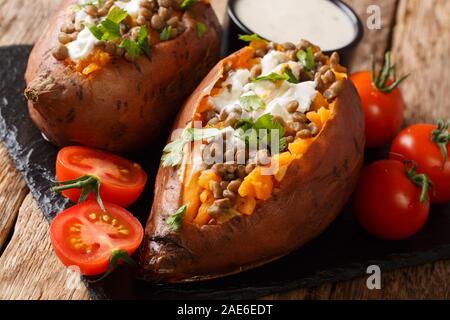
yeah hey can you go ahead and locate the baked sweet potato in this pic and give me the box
[24,0,221,153]
[139,39,365,282]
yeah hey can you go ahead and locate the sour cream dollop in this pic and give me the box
[67,27,100,62]
[208,50,317,125]
[66,0,143,62]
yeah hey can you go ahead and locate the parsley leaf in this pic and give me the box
[160,26,173,41]
[239,34,265,42]
[161,128,219,167]
[100,19,122,41]
[297,47,315,71]
[235,118,255,132]
[239,94,265,112]
[237,114,286,154]
[119,26,151,60]
[253,72,289,83]
[180,0,197,11]
[283,67,299,84]
[138,25,151,58]
[120,39,141,59]
[167,205,188,231]
[254,114,286,153]
[85,22,104,40]
[196,22,207,39]
[107,6,128,24]
[86,7,128,42]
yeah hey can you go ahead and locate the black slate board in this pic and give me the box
[1,45,449,300]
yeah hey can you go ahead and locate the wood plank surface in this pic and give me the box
[391,0,450,123]
[0,0,449,300]
[0,147,28,251]
[0,194,89,300]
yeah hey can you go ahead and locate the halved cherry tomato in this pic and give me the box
[50,200,144,276]
[350,52,407,148]
[390,122,450,203]
[55,146,147,208]
[354,160,430,240]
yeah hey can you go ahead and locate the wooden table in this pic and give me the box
[0,0,449,300]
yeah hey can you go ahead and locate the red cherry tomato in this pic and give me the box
[55,146,147,208]
[390,123,450,203]
[350,71,405,148]
[50,201,143,276]
[354,160,430,240]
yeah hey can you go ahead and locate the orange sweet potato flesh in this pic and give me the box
[24,0,221,153]
[139,48,365,283]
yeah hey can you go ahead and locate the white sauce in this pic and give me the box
[67,27,100,62]
[260,51,289,76]
[208,50,317,125]
[234,0,356,51]
[67,0,142,62]
[116,0,141,18]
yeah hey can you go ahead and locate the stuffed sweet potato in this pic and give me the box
[139,39,365,282]
[24,0,221,153]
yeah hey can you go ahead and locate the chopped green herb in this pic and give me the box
[235,118,255,132]
[86,7,128,42]
[107,6,128,24]
[99,18,122,41]
[196,22,207,39]
[239,94,265,112]
[120,39,141,59]
[297,47,315,71]
[160,26,173,41]
[238,34,265,42]
[180,0,198,11]
[283,67,299,84]
[238,114,286,154]
[137,25,151,58]
[167,205,188,231]
[161,128,219,167]
[254,114,285,134]
[188,127,220,141]
[85,22,104,40]
[253,72,289,83]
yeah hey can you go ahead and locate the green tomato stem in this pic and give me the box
[405,161,432,204]
[371,51,409,93]
[52,175,106,211]
[432,120,450,165]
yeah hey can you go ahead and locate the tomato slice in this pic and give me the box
[50,201,144,276]
[56,146,147,208]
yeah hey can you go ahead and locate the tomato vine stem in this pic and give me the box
[432,120,450,164]
[371,51,409,93]
[405,161,432,203]
[52,175,106,211]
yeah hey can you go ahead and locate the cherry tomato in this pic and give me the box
[390,123,450,203]
[50,201,144,276]
[354,160,430,240]
[350,71,405,148]
[350,52,408,148]
[55,146,147,208]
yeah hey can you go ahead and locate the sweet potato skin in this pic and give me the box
[139,52,365,283]
[24,0,221,153]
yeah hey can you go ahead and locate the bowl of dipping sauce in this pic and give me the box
[227,0,364,66]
